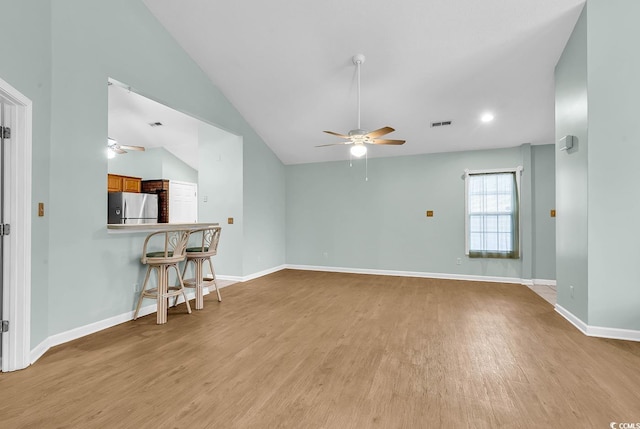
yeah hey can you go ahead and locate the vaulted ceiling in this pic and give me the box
[142,0,585,165]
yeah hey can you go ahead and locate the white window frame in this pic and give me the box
[464,166,523,257]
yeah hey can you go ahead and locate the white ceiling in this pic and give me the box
[142,0,585,165]
[108,80,201,170]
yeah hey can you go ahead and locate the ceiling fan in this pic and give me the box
[318,54,405,157]
[107,137,145,155]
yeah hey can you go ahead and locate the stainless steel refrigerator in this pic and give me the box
[108,192,158,224]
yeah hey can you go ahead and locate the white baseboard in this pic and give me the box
[216,274,244,282]
[555,304,640,342]
[555,304,589,334]
[29,282,236,365]
[217,264,287,283]
[285,264,526,285]
[533,279,557,287]
[30,338,51,365]
[242,264,287,282]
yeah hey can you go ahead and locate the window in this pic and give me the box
[464,167,522,259]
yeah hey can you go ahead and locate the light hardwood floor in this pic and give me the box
[2,270,639,428]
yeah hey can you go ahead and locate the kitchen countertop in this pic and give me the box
[107,222,220,233]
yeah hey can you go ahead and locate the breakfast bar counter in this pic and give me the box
[107,222,219,233]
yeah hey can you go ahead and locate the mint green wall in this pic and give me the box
[520,144,533,281]
[198,123,243,276]
[0,0,286,339]
[556,0,640,331]
[0,0,52,348]
[161,149,198,184]
[555,4,589,322]
[286,145,555,280]
[110,146,198,189]
[242,131,286,275]
[586,0,640,329]
[531,145,556,280]
[108,147,163,179]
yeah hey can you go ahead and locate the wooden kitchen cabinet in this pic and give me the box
[108,174,142,193]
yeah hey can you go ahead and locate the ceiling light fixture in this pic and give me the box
[350,144,367,158]
[481,113,494,123]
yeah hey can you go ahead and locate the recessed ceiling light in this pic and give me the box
[481,113,494,123]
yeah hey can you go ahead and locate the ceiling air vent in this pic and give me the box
[431,120,452,128]
[149,122,163,127]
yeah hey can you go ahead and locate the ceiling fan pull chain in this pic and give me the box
[365,150,368,182]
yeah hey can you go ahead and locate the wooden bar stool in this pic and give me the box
[133,230,192,324]
[181,226,222,310]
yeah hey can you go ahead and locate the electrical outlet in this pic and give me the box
[133,283,139,293]
[569,285,574,298]
[456,258,462,265]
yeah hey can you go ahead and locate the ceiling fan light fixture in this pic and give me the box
[350,144,367,158]
[481,112,495,123]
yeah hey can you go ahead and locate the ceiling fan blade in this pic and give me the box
[371,139,405,145]
[118,144,145,151]
[315,142,351,147]
[365,127,395,139]
[112,147,127,154]
[323,130,350,139]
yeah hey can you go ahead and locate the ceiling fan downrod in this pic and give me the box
[353,54,365,132]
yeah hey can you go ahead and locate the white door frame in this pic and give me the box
[0,76,32,372]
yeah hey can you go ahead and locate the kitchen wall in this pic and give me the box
[109,146,200,183]
[286,144,556,281]
[159,148,198,184]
